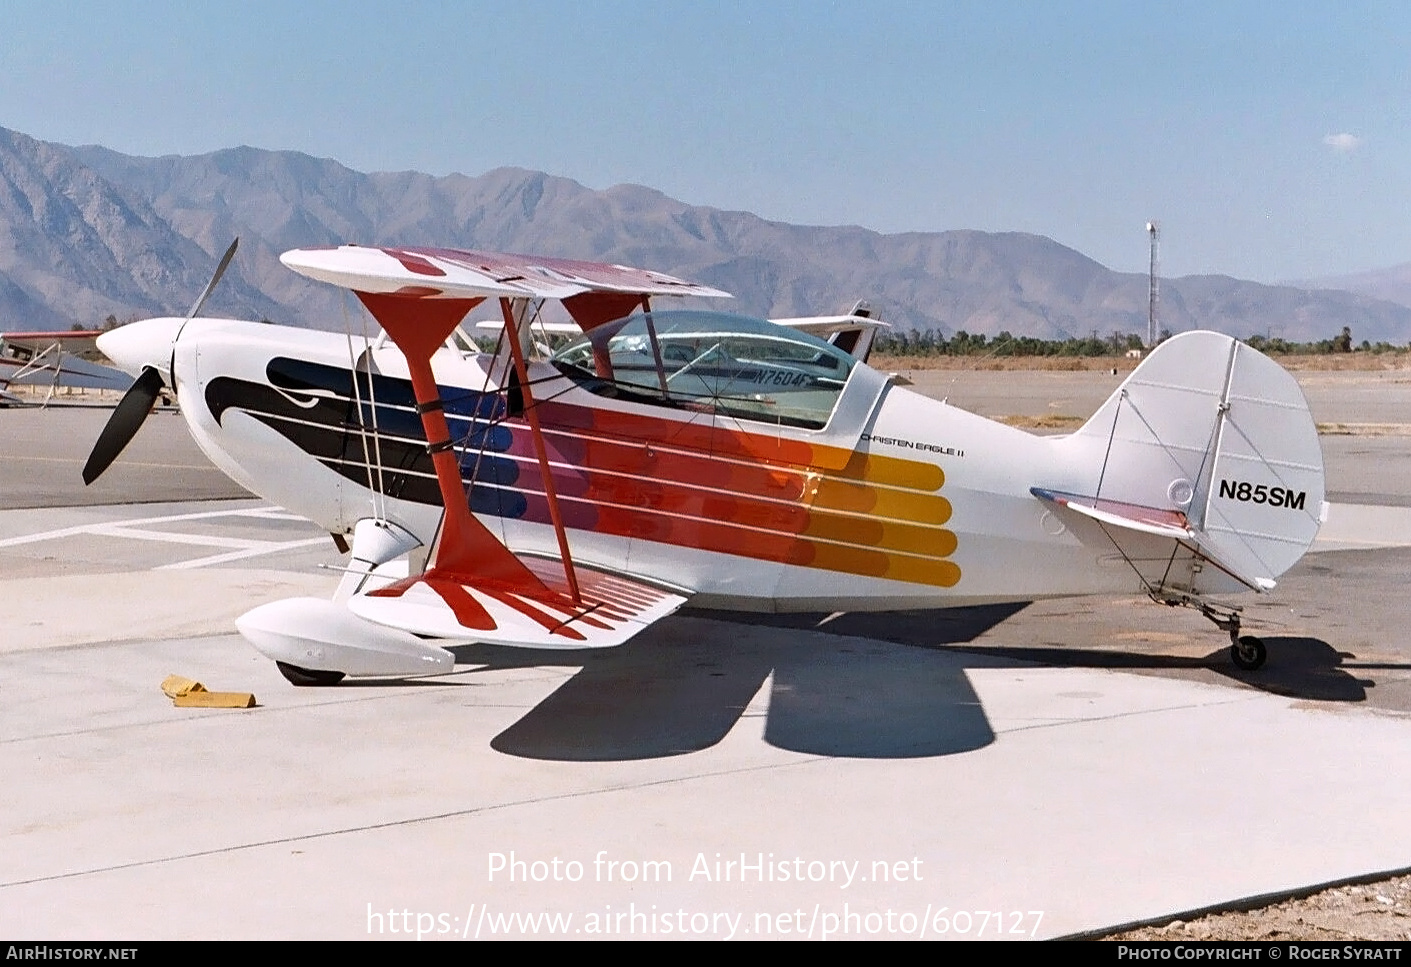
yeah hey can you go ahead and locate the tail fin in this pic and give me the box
[1045,331,1324,594]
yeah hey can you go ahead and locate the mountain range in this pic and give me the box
[1299,264,1411,313]
[2,124,1409,344]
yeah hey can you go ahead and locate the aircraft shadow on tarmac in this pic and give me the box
[427,603,1400,764]
[965,638,1378,702]
[443,604,1023,763]
[773,610,1383,703]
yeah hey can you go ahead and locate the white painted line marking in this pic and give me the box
[0,502,337,570]
[158,537,332,570]
[0,503,330,573]
[0,506,309,549]
[85,524,269,550]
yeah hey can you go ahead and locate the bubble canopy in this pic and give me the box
[550,310,857,430]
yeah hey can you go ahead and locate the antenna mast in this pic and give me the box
[1146,220,1160,348]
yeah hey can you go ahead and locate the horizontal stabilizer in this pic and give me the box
[1032,487,1276,593]
[349,557,689,649]
[1031,488,1192,539]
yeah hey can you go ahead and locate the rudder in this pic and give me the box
[1054,331,1324,592]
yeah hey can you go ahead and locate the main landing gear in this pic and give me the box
[1153,593,1267,672]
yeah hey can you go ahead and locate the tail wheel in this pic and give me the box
[276,661,346,687]
[1230,636,1266,672]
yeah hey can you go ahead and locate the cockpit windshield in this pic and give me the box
[550,310,856,430]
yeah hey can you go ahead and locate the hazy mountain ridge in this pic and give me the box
[0,125,1405,343]
[1298,263,1411,311]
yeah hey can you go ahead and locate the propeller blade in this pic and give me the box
[169,237,238,388]
[82,366,165,485]
[185,238,239,322]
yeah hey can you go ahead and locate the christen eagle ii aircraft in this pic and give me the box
[86,242,1325,685]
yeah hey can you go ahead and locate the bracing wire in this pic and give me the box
[359,298,389,520]
[341,291,380,520]
[1093,390,1124,503]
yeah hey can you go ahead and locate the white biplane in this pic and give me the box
[86,241,1325,685]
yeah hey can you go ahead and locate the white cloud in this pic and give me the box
[1323,133,1362,153]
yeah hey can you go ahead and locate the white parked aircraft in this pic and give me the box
[87,241,1325,684]
[0,329,132,405]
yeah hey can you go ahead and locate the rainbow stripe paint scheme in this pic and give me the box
[88,244,1324,684]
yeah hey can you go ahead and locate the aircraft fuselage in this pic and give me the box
[161,317,1152,612]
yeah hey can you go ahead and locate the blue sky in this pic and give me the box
[3,1,1408,282]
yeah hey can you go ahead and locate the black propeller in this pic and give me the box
[81,238,239,485]
[81,366,165,484]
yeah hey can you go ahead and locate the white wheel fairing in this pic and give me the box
[237,598,455,677]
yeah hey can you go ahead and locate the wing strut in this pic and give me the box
[499,296,581,603]
[347,290,691,648]
[355,292,551,595]
[275,248,703,647]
